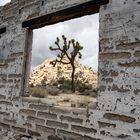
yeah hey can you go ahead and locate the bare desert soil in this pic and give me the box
[46,93,97,108]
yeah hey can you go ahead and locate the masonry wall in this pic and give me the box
[0,0,140,140]
[98,0,140,114]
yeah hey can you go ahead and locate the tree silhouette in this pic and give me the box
[49,35,83,92]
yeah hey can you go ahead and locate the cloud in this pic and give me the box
[32,14,99,70]
[0,1,99,70]
[0,0,11,6]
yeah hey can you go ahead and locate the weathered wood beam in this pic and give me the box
[22,0,109,29]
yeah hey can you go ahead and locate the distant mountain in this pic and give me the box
[29,57,97,87]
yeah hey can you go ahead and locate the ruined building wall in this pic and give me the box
[0,0,139,139]
[98,0,140,114]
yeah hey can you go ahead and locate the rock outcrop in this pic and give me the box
[29,57,97,87]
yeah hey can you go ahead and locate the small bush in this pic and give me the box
[52,82,58,86]
[52,77,72,90]
[57,77,65,84]
[30,86,48,98]
[84,84,92,90]
[59,83,71,90]
[46,86,60,96]
[49,77,97,95]
[41,76,47,85]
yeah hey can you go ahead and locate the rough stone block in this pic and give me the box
[57,129,82,140]
[71,125,97,134]
[103,113,136,123]
[60,115,83,124]
[98,121,116,128]
[19,109,36,116]
[0,122,10,130]
[48,135,62,140]
[84,135,101,140]
[37,111,57,120]
[27,116,45,125]
[36,125,55,134]
[12,126,26,133]
[46,120,68,129]
[29,104,49,110]
[99,52,131,60]
[28,129,41,137]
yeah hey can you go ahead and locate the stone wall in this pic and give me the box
[0,0,140,139]
[98,0,140,114]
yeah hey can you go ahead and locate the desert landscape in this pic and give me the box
[29,57,97,108]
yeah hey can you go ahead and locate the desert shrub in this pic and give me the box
[59,83,71,90]
[76,83,85,92]
[58,79,72,91]
[57,77,65,84]
[41,76,47,85]
[51,77,71,90]
[30,86,48,98]
[76,80,92,92]
[52,82,58,87]
[84,84,92,90]
[78,84,85,91]
[46,86,60,96]
[50,77,96,95]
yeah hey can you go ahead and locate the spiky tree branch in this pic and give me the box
[49,35,83,92]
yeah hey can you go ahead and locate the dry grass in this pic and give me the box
[30,87,48,98]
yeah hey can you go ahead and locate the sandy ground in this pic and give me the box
[47,93,97,108]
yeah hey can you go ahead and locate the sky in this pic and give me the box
[0,0,11,5]
[1,0,99,70]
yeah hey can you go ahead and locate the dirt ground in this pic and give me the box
[47,93,97,108]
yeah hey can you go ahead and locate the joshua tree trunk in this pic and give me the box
[49,35,83,93]
[71,64,75,92]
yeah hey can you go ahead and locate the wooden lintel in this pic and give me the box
[22,0,109,29]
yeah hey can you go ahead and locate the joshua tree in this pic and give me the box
[49,35,83,92]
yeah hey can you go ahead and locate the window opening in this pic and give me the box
[29,14,99,109]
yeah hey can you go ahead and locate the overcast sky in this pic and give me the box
[1,0,99,70]
[0,0,11,5]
